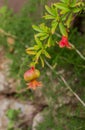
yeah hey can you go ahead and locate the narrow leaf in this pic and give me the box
[45,5,54,16]
[26,50,36,55]
[66,13,73,28]
[26,47,34,51]
[40,56,44,67]
[47,36,52,47]
[40,34,49,41]
[34,36,42,47]
[44,14,54,20]
[34,45,40,50]
[35,50,42,61]
[43,50,51,59]
[32,25,42,32]
[73,8,81,13]
[59,22,67,36]
[54,3,70,12]
[51,21,58,34]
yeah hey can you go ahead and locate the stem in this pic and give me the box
[45,60,85,107]
[0,28,17,39]
[60,76,85,107]
[75,48,85,60]
[71,44,85,60]
[55,33,61,38]
[0,28,24,44]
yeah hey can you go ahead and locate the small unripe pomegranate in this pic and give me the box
[24,67,40,81]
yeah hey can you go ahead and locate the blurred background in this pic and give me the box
[0,0,85,130]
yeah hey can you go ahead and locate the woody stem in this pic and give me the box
[71,44,85,60]
[75,48,85,60]
[45,60,85,107]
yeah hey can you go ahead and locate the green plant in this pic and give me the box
[0,0,46,91]
[27,0,85,67]
[0,0,85,129]
[24,0,85,129]
[6,109,21,130]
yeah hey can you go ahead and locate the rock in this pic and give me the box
[32,112,44,130]
[0,66,17,94]
[0,47,17,94]
[0,97,37,130]
[9,99,36,122]
[0,97,10,130]
[0,72,9,92]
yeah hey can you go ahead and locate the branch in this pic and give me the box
[0,28,17,39]
[45,60,85,107]
[71,44,85,60]
[0,28,24,44]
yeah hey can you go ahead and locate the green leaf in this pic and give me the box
[39,23,50,33]
[54,3,70,12]
[40,56,44,67]
[35,50,42,61]
[7,121,14,129]
[34,36,42,47]
[45,5,54,16]
[60,9,70,14]
[66,13,73,28]
[35,33,47,37]
[40,34,49,41]
[65,0,69,4]
[59,22,67,36]
[51,21,58,34]
[73,8,81,13]
[60,0,66,2]
[47,36,52,47]
[26,50,36,55]
[6,109,20,120]
[60,0,70,4]
[32,25,42,32]
[34,45,40,50]
[29,62,36,67]
[44,14,54,20]
[43,50,51,59]
[26,47,34,51]
[70,0,77,7]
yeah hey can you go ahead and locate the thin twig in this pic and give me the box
[0,28,24,44]
[45,60,85,107]
[71,44,85,60]
[0,28,17,39]
[60,76,85,107]
[75,48,85,60]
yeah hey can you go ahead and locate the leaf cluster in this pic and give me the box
[27,0,85,67]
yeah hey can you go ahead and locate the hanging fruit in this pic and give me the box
[24,67,42,90]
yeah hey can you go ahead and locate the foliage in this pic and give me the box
[27,0,85,67]
[6,109,21,130]
[0,0,46,89]
[25,0,85,129]
[0,0,85,130]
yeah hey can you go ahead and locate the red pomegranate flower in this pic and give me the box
[27,80,42,90]
[59,36,72,49]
